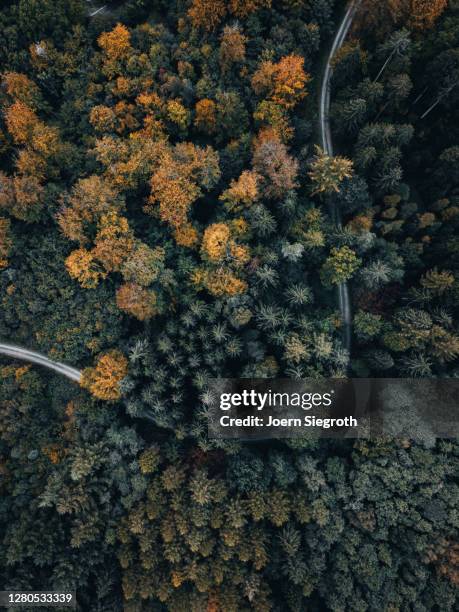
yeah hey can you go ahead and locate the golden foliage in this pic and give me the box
[201,222,250,266]
[81,349,128,401]
[121,242,165,286]
[4,99,60,181]
[272,55,310,109]
[150,161,199,228]
[116,283,158,320]
[98,23,132,62]
[229,0,272,18]
[409,0,448,30]
[188,0,227,31]
[138,447,160,474]
[355,0,447,34]
[0,172,44,222]
[252,55,310,109]
[57,175,123,244]
[253,100,293,142]
[65,248,106,289]
[15,149,46,179]
[202,223,231,262]
[136,91,163,110]
[11,174,44,220]
[29,122,60,158]
[2,72,41,109]
[220,170,260,211]
[166,99,190,129]
[112,76,133,97]
[194,268,248,297]
[174,223,200,248]
[4,101,39,145]
[94,136,166,191]
[188,0,270,29]
[147,143,220,241]
[89,105,116,133]
[194,99,217,134]
[308,146,354,195]
[219,25,247,72]
[0,217,12,270]
[93,212,134,273]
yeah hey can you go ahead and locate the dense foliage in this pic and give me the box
[0,0,458,609]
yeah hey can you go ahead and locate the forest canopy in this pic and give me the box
[0,0,458,610]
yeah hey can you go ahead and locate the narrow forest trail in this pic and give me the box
[319,0,361,356]
[0,343,81,382]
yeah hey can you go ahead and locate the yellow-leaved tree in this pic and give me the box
[0,217,12,269]
[81,350,128,401]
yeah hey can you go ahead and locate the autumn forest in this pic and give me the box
[1,0,459,610]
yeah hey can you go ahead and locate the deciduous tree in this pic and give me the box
[81,349,128,401]
[0,172,44,222]
[252,55,310,109]
[116,283,158,320]
[147,143,220,240]
[0,217,12,269]
[65,248,106,289]
[121,242,165,287]
[92,212,134,273]
[188,0,226,31]
[2,72,42,109]
[229,0,272,18]
[219,25,247,73]
[220,170,260,211]
[409,0,448,30]
[98,23,132,77]
[194,99,217,135]
[57,176,124,244]
[252,128,298,199]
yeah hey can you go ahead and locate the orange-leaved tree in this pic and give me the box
[116,283,159,321]
[2,73,42,109]
[229,0,272,18]
[194,99,217,135]
[219,25,247,72]
[252,128,299,199]
[121,242,165,287]
[252,55,310,109]
[220,170,260,211]
[146,142,221,244]
[98,23,132,77]
[65,248,107,289]
[0,172,44,222]
[81,349,128,401]
[92,212,135,273]
[409,0,448,30]
[57,176,124,244]
[201,222,250,265]
[0,217,12,269]
[188,0,227,31]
